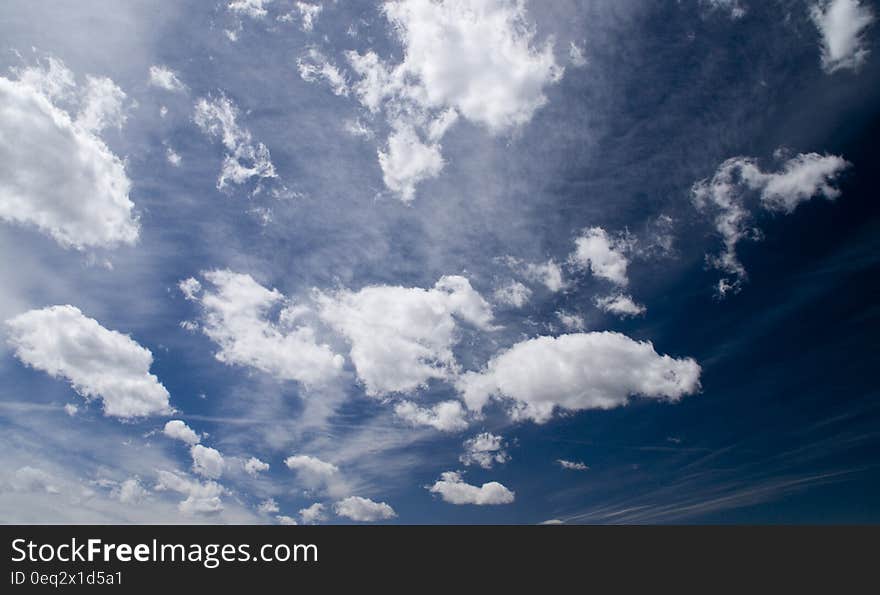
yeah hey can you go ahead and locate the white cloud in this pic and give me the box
[163,420,201,445]
[190,445,225,479]
[63,403,79,417]
[299,502,326,524]
[330,0,561,200]
[317,275,493,396]
[166,146,182,167]
[228,0,271,19]
[297,48,348,96]
[457,332,701,423]
[244,457,269,476]
[569,227,632,286]
[155,470,224,515]
[595,294,646,318]
[394,400,469,432]
[557,459,588,471]
[258,497,279,514]
[810,0,874,73]
[276,515,298,525]
[556,310,585,331]
[334,496,397,522]
[295,2,323,31]
[112,478,148,503]
[428,471,514,505]
[8,467,60,495]
[285,455,339,492]
[148,65,186,92]
[494,280,532,308]
[459,432,510,469]
[5,305,172,418]
[193,94,276,189]
[182,270,344,386]
[692,152,850,295]
[0,58,138,249]
[377,124,445,202]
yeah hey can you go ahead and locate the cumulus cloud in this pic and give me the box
[228,0,271,19]
[300,0,562,200]
[258,498,279,514]
[190,445,225,479]
[112,478,148,503]
[155,470,224,515]
[244,457,269,476]
[569,227,632,286]
[394,400,470,432]
[557,459,588,471]
[459,432,510,469]
[8,466,60,494]
[148,65,186,92]
[0,57,138,249]
[428,471,514,505]
[163,420,201,445]
[297,48,348,96]
[285,455,341,494]
[494,280,532,308]
[810,0,874,73]
[692,152,850,295]
[556,310,585,331]
[595,294,646,318]
[295,2,323,31]
[181,270,343,386]
[317,275,493,396]
[457,332,701,423]
[276,515,298,525]
[298,502,326,524]
[193,93,276,190]
[334,496,397,522]
[5,305,172,418]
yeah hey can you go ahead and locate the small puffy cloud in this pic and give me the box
[494,281,532,308]
[148,65,186,92]
[258,498,279,514]
[112,478,148,503]
[557,459,588,471]
[298,502,326,524]
[295,2,323,31]
[317,275,493,396]
[276,515,298,525]
[377,124,444,202]
[193,94,276,190]
[524,260,566,292]
[540,519,565,525]
[285,455,339,492]
[6,305,172,418]
[692,152,850,295]
[64,403,79,416]
[183,270,343,386]
[155,470,224,515]
[163,420,201,445]
[810,0,874,73]
[228,0,271,19]
[166,146,182,167]
[428,471,514,505]
[244,457,270,476]
[297,48,348,96]
[190,445,225,479]
[457,332,701,423]
[0,58,138,249]
[460,432,510,469]
[394,400,469,432]
[595,294,646,318]
[569,227,632,286]
[334,496,397,522]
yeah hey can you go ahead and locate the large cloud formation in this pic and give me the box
[0,58,138,249]
[457,332,701,423]
[317,276,494,396]
[181,270,344,386]
[5,305,172,418]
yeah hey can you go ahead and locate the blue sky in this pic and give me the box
[0,0,878,524]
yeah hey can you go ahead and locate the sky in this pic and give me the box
[0,0,878,524]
